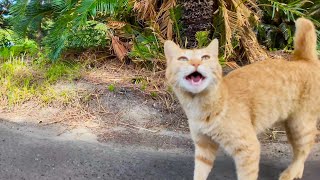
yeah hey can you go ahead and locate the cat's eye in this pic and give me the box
[201,55,210,61]
[178,56,188,61]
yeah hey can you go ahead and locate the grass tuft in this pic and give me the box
[107,84,116,92]
[45,62,81,83]
[0,57,83,106]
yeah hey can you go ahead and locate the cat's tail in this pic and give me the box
[293,18,318,61]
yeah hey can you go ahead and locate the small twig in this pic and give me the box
[42,119,64,125]
[272,130,286,134]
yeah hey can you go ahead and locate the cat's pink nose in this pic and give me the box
[191,63,200,68]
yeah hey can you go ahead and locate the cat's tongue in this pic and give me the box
[186,71,204,85]
[190,75,202,85]
[192,75,202,82]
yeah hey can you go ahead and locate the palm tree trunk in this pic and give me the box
[179,0,268,64]
[178,0,219,48]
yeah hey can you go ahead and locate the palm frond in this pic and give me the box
[156,0,176,40]
[279,22,292,44]
[133,0,176,42]
[11,0,132,60]
[133,0,157,21]
[9,0,28,18]
[307,3,320,16]
[10,0,72,37]
[169,6,182,44]
[269,0,312,21]
[217,0,267,62]
[317,30,320,54]
[218,1,234,58]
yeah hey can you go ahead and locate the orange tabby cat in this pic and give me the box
[164,18,319,180]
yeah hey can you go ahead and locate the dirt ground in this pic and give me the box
[0,60,319,150]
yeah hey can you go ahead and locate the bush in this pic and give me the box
[257,0,320,51]
[0,29,38,59]
[65,21,110,50]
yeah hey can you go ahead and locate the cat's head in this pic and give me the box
[164,39,222,94]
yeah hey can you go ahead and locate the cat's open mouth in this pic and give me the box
[185,71,205,85]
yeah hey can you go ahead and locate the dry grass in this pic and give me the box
[0,56,179,131]
[0,55,318,143]
[218,0,268,63]
[82,58,177,109]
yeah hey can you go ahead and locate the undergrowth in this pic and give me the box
[0,56,82,106]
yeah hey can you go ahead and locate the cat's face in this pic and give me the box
[164,39,222,94]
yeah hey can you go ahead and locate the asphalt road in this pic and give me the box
[0,120,318,180]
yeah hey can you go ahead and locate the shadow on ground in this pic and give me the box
[0,119,319,180]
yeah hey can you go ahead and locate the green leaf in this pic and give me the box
[10,0,132,60]
[195,31,210,48]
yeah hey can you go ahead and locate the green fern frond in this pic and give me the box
[306,0,320,16]
[47,0,131,60]
[316,30,320,52]
[10,0,29,18]
[10,0,71,37]
[279,22,293,44]
[10,0,132,60]
[265,25,278,48]
[268,0,312,21]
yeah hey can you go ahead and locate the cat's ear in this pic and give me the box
[164,40,181,60]
[206,39,219,56]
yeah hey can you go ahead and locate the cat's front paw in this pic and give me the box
[279,166,304,180]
